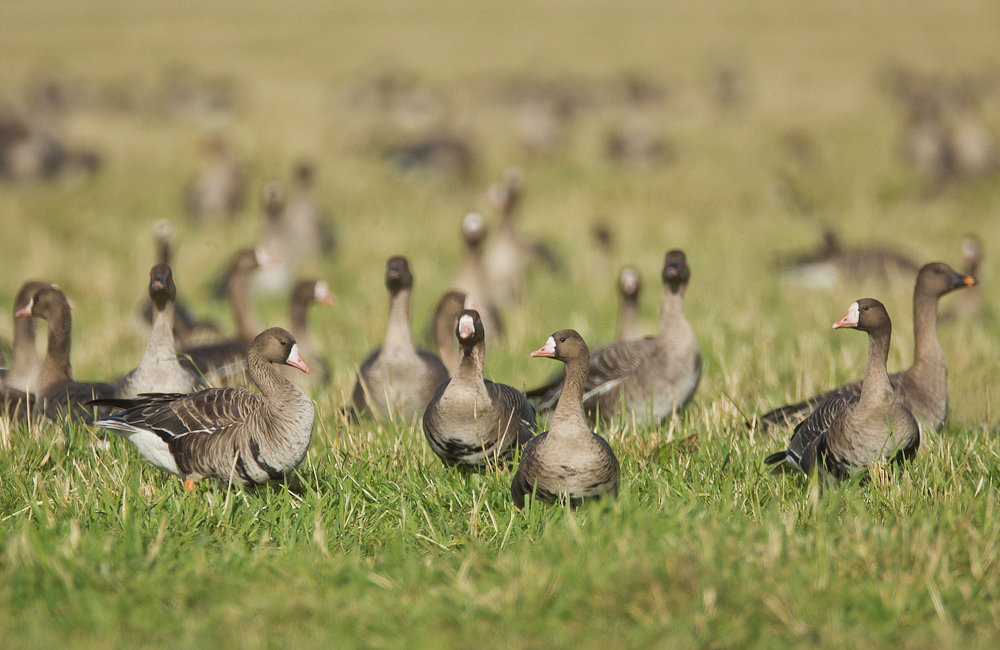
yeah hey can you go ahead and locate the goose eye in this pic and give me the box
[862,306,869,311]
[559,337,565,342]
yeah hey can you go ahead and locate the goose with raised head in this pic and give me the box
[528,250,701,426]
[118,265,203,399]
[282,279,335,389]
[453,212,503,339]
[15,286,116,423]
[617,266,642,341]
[943,236,982,320]
[765,299,919,481]
[253,182,295,295]
[350,256,448,421]
[512,330,619,507]
[431,289,469,377]
[423,310,535,469]
[285,162,337,259]
[90,328,314,490]
[2,279,56,393]
[760,262,979,439]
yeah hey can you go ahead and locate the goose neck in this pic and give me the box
[911,290,943,371]
[551,355,590,434]
[383,288,415,356]
[859,327,893,407]
[230,271,263,342]
[38,302,73,390]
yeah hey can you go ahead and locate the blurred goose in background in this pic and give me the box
[431,289,469,377]
[453,212,503,339]
[943,235,983,320]
[512,329,619,507]
[284,162,337,259]
[423,310,536,469]
[528,250,701,426]
[0,111,99,183]
[604,112,672,166]
[2,279,56,393]
[776,228,920,289]
[765,299,919,481]
[350,256,449,421]
[185,135,246,223]
[282,279,335,390]
[760,262,979,440]
[15,286,116,423]
[252,182,295,295]
[385,135,476,179]
[617,266,642,341]
[90,328,314,491]
[118,264,203,399]
[181,247,276,383]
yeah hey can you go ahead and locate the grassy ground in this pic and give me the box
[2,1,1000,648]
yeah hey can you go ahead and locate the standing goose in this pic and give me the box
[760,262,979,438]
[2,279,56,393]
[90,328,314,490]
[15,286,117,423]
[350,256,449,421]
[252,183,295,295]
[453,212,503,339]
[765,299,919,481]
[617,266,642,341]
[117,264,203,399]
[423,310,536,469]
[284,162,337,259]
[512,330,619,507]
[430,289,469,377]
[282,279,335,390]
[528,250,701,426]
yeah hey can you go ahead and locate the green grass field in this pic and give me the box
[2,1,999,647]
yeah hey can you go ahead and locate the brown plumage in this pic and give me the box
[776,229,920,288]
[431,289,469,377]
[453,212,503,339]
[765,299,920,481]
[282,279,335,390]
[617,266,642,341]
[423,310,535,469]
[512,330,619,507]
[90,328,314,490]
[1,279,55,393]
[760,262,979,440]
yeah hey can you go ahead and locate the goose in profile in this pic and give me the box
[776,229,920,289]
[282,279,335,390]
[2,279,56,393]
[185,136,246,223]
[512,330,619,507]
[528,250,701,426]
[90,328,314,490]
[765,299,919,481]
[431,289,469,377]
[617,266,642,341]
[15,286,116,423]
[760,262,978,440]
[453,212,503,339]
[350,256,449,421]
[118,264,203,399]
[423,310,535,469]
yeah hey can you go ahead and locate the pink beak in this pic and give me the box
[286,344,310,374]
[14,305,32,318]
[530,337,557,358]
[832,304,859,330]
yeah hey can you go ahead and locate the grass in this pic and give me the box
[2,0,1000,647]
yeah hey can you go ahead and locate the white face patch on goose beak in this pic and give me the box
[314,281,337,306]
[14,297,34,318]
[833,301,860,329]
[255,247,283,269]
[285,343,310,374]
[530,336,557,358]
[457,314,476,339]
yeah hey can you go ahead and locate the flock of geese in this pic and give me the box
[0,169,983,506]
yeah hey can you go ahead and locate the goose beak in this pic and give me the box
[530,336,557,358]
[962,274,979,287]
[285,344,310,374]
[151,278,167,292]
[457,314,476,339]
[314,281,337,306]
[14,300,33,318]
[833,302,860,329]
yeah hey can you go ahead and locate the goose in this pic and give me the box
[2,279,56,393]
[350,256,448,421]
[284,162,337,259]
[180,247,275,382]
[423,310,535,469]
[776,229,920,289]
[252,182,295,295]
[282,279,335,390]
[15,286,117,423]
[760,262,979,440]
[943,236,982,320]
[89,327,314,490]
[453,212,503,339]
[185,136,246,223]
[617,266,642,341]
[511,330,619,507]
[528,250,701,426]
[765,299,919,481]
[430,289,469,377]
[1,384,35,422]
[118,264,203,398]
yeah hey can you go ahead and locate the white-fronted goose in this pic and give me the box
[453,212,503,339]
[282,279,335,390]
[765,299,919,481]
[943,236,982,320]
[760,262,979,439]
[90,328,314,490]
[528,250,701,426]
[15,286,117,423]
[431,289,469,377]
[776,229,920,289]
[2,279,55,393]
[423,310,535,469]
[512,330,619,507]
[617,266,642,341]
[181,247,275,382]
[118,265,203,399]
[350,256,449,421]
[253,183,295,295]
[284,162,336,258]
[185,136,246,223]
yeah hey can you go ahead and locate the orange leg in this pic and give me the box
[183,479,197,492]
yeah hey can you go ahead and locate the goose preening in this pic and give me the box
[528,250,701,426]
[282,279,335,390]
[617,266,642,341]
[431,289,470,377]
[2,279,56,393]
[512,330,619,507]
[90,328,314,490]
[185,136,246,223]
[776,229,920,289]
[423,310,535,469]
[117,264,203,399]
[453,212,503,339]
[350,256,449,421]
[15,286,116,423]
[760,262,979,439]
[764,299,920,481]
